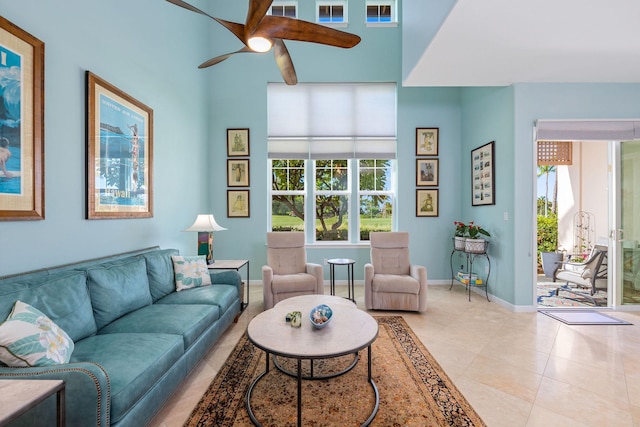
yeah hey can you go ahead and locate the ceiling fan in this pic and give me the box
[166,0,361,85]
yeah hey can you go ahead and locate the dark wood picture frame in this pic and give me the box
[227,159,250,187]
[471,141,495,206]
[0,17,45,221]
[227,189,250,218]
[416,127,439,156]
[86,71,154,219]
[416,158,439,186]
[227,128,250,156]
[416,189,439,217]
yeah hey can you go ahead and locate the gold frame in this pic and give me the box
[86,71,154,219]
[0,17,44,220]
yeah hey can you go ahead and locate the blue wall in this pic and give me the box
[0,0,211,275]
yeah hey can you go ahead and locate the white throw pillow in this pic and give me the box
[0,300,74,367]
[172,255,212,292]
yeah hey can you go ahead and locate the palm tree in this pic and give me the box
[537,165,556,217]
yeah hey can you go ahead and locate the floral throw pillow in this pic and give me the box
[172,255,212,292]
[0,300,74,367]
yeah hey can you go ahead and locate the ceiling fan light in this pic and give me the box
[248,36,272,52]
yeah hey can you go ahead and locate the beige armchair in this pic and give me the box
[262,232,324,309]
[364,232,428,312]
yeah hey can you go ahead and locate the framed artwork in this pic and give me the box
[227,128,250,156]
[227,159,250,187]
[86,71,154,219]
[416,158,439,186]
[228,190,249,218]
[416,189,438,217]
[0,17,44,220]
[471,141,495,206]
[416,128,438,156]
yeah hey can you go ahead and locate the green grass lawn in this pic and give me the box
[271,215,391,232]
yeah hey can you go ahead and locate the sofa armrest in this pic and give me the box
[305,263,324,294]
[410,264,428,312]
[364,263,374,309]
[0,362,110,427]
[209,270,242,290]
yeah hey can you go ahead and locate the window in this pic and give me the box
[317,1,347,24]
[270,1,297,18]
[268,83,397,243]
[366,1,397,25]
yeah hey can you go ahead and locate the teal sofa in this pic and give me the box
[0,247,241,427]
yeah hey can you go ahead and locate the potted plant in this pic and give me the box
[453,221,468,250]
[465,222,490,253]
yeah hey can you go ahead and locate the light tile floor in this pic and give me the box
[149,284,640,427]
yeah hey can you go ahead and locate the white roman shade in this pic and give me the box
[536,119,640,141]
[268,83,397,159]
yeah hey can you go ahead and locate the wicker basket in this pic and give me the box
[465,238,488,254]
[453,237,466,250]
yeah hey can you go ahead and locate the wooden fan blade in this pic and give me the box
[246,0,274,36]
[166,0,248,45]
[257,16,361,48]
[273,39,297,85]
[198,47,254,69]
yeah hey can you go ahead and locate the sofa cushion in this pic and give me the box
[97,304,219,350]
[86,258,153,330]
[0,270,97,341]
[70,333,183,424]
[138,249,179,301]
[171,256,212,291]
[0,300,74,367]
[156,284,238,315]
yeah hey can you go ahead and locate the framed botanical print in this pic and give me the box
[0,17,44,220]
[471,141,495,206]
[227,128,250,156]
[86,71,154,219]
[416,189,438,217]
[416,158,439,186]
[416,128,438,156]
[228,190,249,218]
[227,159,250,187]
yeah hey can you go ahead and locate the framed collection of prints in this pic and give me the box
[415,128,439,217]
[226,129,250,217]
[471,141,495,206]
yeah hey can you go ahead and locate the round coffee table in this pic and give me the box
[246,295,379,427]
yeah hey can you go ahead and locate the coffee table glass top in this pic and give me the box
[247,295,378,359]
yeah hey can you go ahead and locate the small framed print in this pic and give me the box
[416,158,439,186]
[227,128,250,156]
[416,128,438,156]
[227,159,250,187]
[228,190,249,217]
[471,141,495,206]
[416,189,438,217]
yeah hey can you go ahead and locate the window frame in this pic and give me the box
[316,0,349,27]
[365,0,398,27]
[269,158,396,244]
[269,0,298,18]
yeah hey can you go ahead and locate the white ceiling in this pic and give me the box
[404,0,640,87]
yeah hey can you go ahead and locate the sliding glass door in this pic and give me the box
[620,140,640,305]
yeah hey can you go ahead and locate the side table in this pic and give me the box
[208,259,250,313]
[328,258,356,302]
[449,239,491,302]
[0,379,65,427]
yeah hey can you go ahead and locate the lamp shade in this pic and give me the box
[184,214,227,232]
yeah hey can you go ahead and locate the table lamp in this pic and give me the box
[184,214,227,264]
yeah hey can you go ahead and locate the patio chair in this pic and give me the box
[554,244,608,298]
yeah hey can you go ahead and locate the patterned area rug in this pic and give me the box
[185,316,486,427]
[537,283,607,307]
